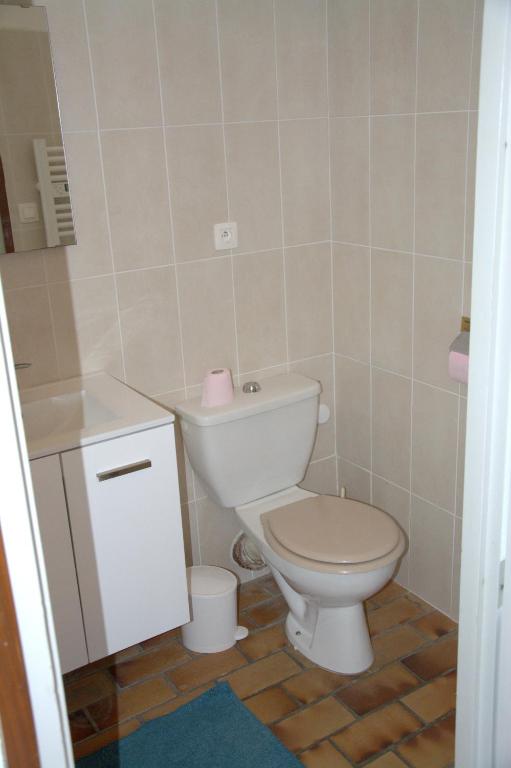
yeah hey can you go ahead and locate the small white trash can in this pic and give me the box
[181,565,248,653]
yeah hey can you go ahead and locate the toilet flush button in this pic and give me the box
[318,403,330,424]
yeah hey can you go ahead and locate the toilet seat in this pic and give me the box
[261,494,406,575]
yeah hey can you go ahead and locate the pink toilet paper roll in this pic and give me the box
[448,350,469,384]
[201,368,234,407]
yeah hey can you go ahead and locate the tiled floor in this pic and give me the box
[65,577,457,767]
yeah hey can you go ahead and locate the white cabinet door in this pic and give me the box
[62,425,189,661]
[30,455,88,673]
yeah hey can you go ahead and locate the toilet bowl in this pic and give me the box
[236,486,405,673]
[175,373,406,674]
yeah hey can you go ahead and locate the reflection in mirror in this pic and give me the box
[0,4,76,255]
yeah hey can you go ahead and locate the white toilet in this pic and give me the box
[176,373,406,674]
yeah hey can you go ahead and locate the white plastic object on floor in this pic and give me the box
[181,565,248,653]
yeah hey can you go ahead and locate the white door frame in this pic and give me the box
[0,280,72,767]
[456,0,511,765]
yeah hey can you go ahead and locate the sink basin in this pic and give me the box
[22,390,116,442]
[21,373,173,459]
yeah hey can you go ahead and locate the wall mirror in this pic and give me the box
[0,3,76,255]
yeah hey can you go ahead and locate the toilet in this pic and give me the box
[175,373,406,674]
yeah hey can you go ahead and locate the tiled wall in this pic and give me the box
[0,0,482,614]
[332,0,482,619]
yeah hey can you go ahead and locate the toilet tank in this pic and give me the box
[175,374,321,508]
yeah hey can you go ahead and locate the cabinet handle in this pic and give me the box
[97,459,152,482]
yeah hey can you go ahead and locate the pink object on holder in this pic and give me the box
[448,332,469,385]
[201,368,234,407]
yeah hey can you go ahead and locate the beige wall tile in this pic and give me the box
[285,243,332,360]
[300,456,338,496]
[116,267,184,395]
[166,125,228,263]
[177,258,237,386]
[233,250,286,374]
[456,397,467,517]
[370,0,417,115]
[225,123,281,254]
[417,0,475,112]
[154,0,221,126]
[275,0,327,118]
[44,132,111,281]
[0,251,46,291]
[371,116,414,252]
[5,287,58,387]
[218,0,277,122]
[413,255,462,392]
[372,368,412,489]
[49,276,123,380]
[280,118,330,246]
[85,0,161,129]
[290,355,335,461]
[101,128,172,271]
[333,243,370,362]
[331,117,370,246]
[196,497,251,582]
[371,249,413,377]
[372,476,410,586]
[335,355,371,468]
[338,459,371,504]
[451,516,462,619]
[415,112,468,260]
[465,111,478,262]
[45,0,96,132]
[470,0,484,109]
[328,0,370,117]
[410,496,454,614]
[412,382,458,512]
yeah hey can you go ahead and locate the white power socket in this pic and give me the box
[214,222,238,250]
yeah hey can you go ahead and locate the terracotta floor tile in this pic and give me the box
[239,585,273,610]
[65,672,116,713]
[65,646,141,680]
[368,598,424,637]
[141,685,212,722]
[371,581,407,606]
[331,702,422,765]
[404,593,435,614]
[287,645,317,669]
[366,753,409,767]
[397,713,455,768]
[402,635,458,681]
[244,686,298,724]
[139,628,180,649]
[337,663,420,715]
[412,611,457,640]
[402,671,456,722]
[110,641,190,687]
[300,740,353,767]
[87,678,175,729]
[284,668,351,705]
[68,710,96,743]
[273,697,354,752]
[224,651,301,699]
[73,720,140,760]
[169,647,246,692]
[242,596,288,626]
[239,624,288,660]
[372,625,425,668]
[257,574,281,595]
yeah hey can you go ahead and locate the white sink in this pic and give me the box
[21,373,173,459]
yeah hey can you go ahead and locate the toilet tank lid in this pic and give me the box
[175,373,321,427]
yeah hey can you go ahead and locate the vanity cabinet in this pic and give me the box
[30,424,189,674]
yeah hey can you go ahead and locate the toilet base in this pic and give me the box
[285,603,374,675]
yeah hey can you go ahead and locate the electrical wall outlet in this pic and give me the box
[214,222,238,250]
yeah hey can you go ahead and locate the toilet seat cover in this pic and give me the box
[265,495,400,565]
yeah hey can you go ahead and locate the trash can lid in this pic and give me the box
[186,565,237,597]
